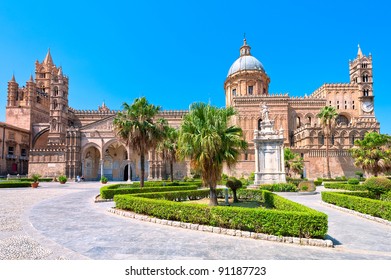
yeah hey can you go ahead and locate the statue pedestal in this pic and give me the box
[253,117,286,185]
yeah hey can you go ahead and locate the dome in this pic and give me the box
[227,54,264,77]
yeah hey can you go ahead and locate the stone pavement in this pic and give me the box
[1,182,390,260]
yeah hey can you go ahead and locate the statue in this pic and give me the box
[261,102,269,121]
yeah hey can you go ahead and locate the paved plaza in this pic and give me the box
[0,182,390,260]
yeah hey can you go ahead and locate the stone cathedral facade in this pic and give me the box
[2,40,380,180]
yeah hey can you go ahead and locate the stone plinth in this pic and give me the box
[253,104,286,185]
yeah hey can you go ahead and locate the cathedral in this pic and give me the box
[1,39,380,180]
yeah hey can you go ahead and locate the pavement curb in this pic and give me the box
[107,207,334,248]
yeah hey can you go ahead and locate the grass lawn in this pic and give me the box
[182,198,263,208]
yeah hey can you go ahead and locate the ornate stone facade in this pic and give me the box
[224,40,379,179]
[3,40,380,180]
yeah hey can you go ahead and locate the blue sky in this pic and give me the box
[0,0,390,134]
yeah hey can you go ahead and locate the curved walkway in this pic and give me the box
[1,182,390,260]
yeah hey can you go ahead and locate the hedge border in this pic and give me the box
[100,184,199,199]
[321,191,391,221]
[108,207,333,248]
[0,182,32,188]
[114,189,328,239]
[324,183,367,191]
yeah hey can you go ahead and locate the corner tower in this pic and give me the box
[224,38,270,107]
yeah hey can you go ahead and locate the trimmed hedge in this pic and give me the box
[0,181,32,188]
[347,178,360,185]
[100,184,199,199]
[322,191,391,221]
[324,182,367,191]
[258,183,298,192]
[114,188,328,238]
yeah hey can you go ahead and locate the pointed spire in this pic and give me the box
[29,74,34,82]
[357,44,363,58]
[58,67,63,76]
[43,48,54,65]
[10,73,16,82]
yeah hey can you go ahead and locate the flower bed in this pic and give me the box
[114,189,328,238]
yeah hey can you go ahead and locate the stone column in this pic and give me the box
[100,159,104,179]
[127,159,131,182]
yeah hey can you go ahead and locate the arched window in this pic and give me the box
[54,86,59,96]
[248,85,253,95]
[331,134,335,145]
[350,134,356,145]
[232,88,236,96]
[53,100,58,110]
[336,115,349,125]
[363,89,369,96]
[319,134,325,146]
[363,75,369,82]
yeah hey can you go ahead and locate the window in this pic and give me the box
[329,101,332,105]
[248,85,253,95]
[363,75,369,82]
[54,87,59,96]
[8,147,14,155]
[39,73,45,78]
[363,89,369,96]
[350,135,356,145]
[244,153,248,160]
[319,134,325,146]
[331,135,335,145]
[336,115,349,125]
[232,88,236,96]
[21,149,27,157]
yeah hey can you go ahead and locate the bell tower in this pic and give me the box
[349,45,375,116]
[48,67,69,144]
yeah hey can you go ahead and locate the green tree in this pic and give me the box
[113,97,165,187]
[350,132,391,177]
[177,103,247,206]
[317,106,338,178]
[157,125,179,182]
[284,148,304,177]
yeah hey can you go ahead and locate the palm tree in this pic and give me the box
[317,106,338,178]
[113,97,165,187]
[350,132,391,177]
[157,125,179,182]
[177,103,247,206]
[284,148,304,178]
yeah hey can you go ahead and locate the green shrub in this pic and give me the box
[100,184,200,199]
[226,177,242,203]
[347,178,360,185]
[324,182,367,191]
[286,178,307,186]
[114,188,328,238]
[355,171,364,179]
[31,174,41,183]
[380,192,391,202]
[0,181,32,188]
[322,191,391,221]
[314,180,323,186]
[58,175,67,183]
[364,176,391,199]
[100,176,108,183]
[298,181,316,192]
[259,183,297,192]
